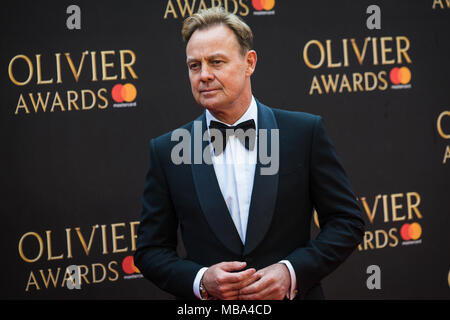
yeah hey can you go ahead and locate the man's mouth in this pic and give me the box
[200,88,220,93]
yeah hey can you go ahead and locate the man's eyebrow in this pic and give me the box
[186,53,228,64]
[207,53,228,60]
[186,57,198,64]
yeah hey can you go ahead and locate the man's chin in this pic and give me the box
[199,99,223,111]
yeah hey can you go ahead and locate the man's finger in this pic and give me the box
[220,261,247,272]
[223,268,256,283]
[222,290,240,300]
[221,273,261,292]
[238,275,267,295]
[239,284,273,300]
[238,272,261,288]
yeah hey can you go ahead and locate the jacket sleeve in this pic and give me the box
[134,138,203,299]
[285,116,365,297]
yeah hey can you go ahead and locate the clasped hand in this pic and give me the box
[202,261,290,300]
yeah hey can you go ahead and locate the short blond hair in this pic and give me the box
[181,7,253,56]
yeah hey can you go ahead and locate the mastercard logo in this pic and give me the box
[122,255,140,275]
[252,0,275,11]
[400,222,422,241]
[112,83,137,103]
[389,66,411,85]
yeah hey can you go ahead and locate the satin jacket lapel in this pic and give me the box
[244,101,280,256]
[190,113,244,256]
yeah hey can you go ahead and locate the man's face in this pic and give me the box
[186,24,254,113]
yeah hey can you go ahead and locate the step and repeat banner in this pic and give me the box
[1,0,449,299]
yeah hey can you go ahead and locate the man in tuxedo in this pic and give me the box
[134,7,365,300]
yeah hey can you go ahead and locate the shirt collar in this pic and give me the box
[205,96,258,131]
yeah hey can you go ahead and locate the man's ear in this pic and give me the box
[245,50,257,77]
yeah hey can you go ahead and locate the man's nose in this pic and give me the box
[200,64,214,82]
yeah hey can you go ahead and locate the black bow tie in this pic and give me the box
[208,119,256,155]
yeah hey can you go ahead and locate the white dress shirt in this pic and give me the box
[193,96,297,299]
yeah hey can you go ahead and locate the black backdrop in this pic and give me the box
[1,0,449,299]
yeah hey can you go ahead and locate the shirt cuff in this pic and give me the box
[193,267,208,300]
[279,260,298,300]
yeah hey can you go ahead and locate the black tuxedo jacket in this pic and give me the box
[134,99,365,300]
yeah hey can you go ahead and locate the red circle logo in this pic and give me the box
[252,0,275,11]
[389,66,411,85]
[122,256,140,274]
[400,222,422,241]
[112,83,137,102]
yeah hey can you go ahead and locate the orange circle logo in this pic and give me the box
[122,255,140,274]
[389,66,411,85]
[112,83,137,102]
[400,222,422,241]
[252,0,275,11]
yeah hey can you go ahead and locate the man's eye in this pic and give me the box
[189,63,199,70]
[213,60,223,65]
